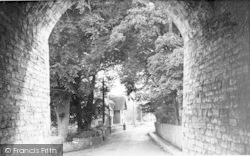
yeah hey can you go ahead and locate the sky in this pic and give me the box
[97,65,126,96]
[109,78,126,96]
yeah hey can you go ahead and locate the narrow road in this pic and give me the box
[64,123,169,156]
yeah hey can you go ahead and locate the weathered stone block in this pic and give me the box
[216,131,222,139]
[222,133,233,141]
[229,119,237,127]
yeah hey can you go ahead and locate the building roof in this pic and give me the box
[105,98,115,110]
[109,95,127,110]
[94,98,115,110]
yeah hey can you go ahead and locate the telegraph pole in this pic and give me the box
[132,98,135,126]
[102,77,105,124]
[108,105,111,134]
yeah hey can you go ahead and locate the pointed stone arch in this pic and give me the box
[0,1,76,144]
[0,0,250,154]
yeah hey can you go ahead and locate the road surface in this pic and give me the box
[64,123,169,156]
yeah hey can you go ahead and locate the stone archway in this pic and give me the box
[154,0,250,154]
[0,1,75,144]
[0,0,250,154]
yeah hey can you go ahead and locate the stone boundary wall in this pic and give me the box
[155,122,182,150]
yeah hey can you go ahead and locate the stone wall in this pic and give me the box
[0,0,249,154]
[155,0,250,154]
[0,1,74,144]
[155,122,183,150]
[182,0,250,154]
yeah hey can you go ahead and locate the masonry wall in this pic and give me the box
[155,122,183,150]
[182,0,250,154]
[0,1,73,144]
[113,110,121,124]
[0,0,249,154]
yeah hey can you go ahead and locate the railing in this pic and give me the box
[154,122,183,150]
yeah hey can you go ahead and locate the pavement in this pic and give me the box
[64,122,170,156]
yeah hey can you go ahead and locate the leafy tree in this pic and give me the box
[108,0,183,125]
[49,7,85,138]
[49,0,132,137]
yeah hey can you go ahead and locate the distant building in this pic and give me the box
[109,95,127,124]
[91,98,115,128]
[125,94,143,124]
[105,98,115,126]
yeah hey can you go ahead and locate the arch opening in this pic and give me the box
[0,0,250,155]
